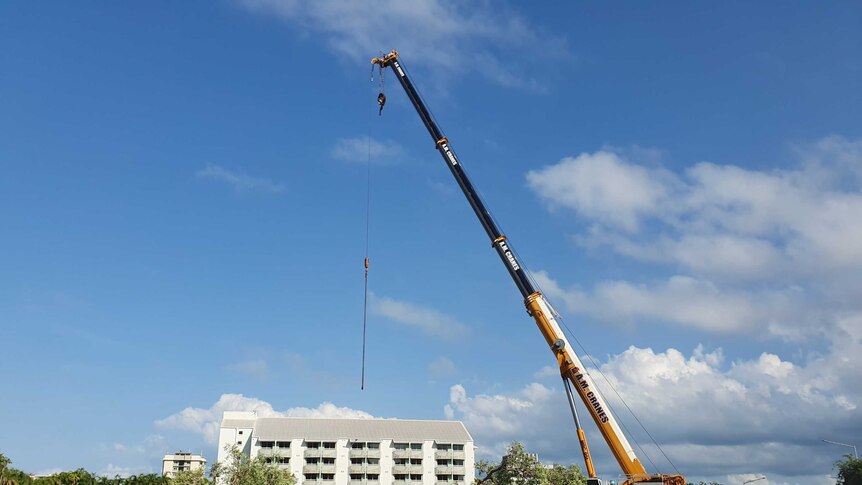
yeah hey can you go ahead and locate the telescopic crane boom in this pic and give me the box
[371,50,685,485]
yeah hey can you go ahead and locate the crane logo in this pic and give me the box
[498,241,521,272]
[574,372,610,423]
[440,143,459,166]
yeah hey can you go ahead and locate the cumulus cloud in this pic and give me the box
[235,0,567,90]
[446,331,861,482]
[534,271,812,338]
[332,136,404,164]
[372,295,469,341]
[528,137,862,280]
[526,151,676,232]
[196,164,284,193]
[156,393,375,445]
[525,136,862,342]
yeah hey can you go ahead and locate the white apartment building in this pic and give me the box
[217,411,474,485]
[162,451,206,477]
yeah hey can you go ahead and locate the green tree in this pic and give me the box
[171,469,209,485]
[210,446,295,485]
[836,454,862,485]
[538,463,586,485]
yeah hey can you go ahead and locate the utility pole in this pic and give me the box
[823,439,858,459]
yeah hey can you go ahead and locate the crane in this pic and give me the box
[371,50,685,485]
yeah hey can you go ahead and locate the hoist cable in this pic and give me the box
[361,65,379,391]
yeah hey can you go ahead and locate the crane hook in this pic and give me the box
[377,92,386,116]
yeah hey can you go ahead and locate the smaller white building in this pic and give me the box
[162,452,207,478]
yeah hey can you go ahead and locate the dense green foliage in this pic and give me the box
[0,453,169,485]
[210,447,295,485]
[836,454,862,485]
[475,442,586,485]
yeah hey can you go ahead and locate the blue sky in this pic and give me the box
[1,1,861,484]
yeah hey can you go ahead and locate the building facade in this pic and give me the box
[162,452,206,478]
[217,411,474,485]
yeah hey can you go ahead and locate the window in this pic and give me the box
[410,443,422,450]
[368,458,379,465]
[453,459,464,465]
[437,459,450,466]
[238,430,243,435]
[395,458,408,465]
[304,474,318,480]
[276,441,291,448]
[351,442,364,449]
[350,474,363,480]
[351,458,363,465]
[409,475,422,480]
[368,443,380,449]
[321,474,334,480]
[305,458,318,465]
[437,443,451,450]
[237,441,242,445]
[322,457,335,464]
[367,474,379,480]
[453,444,464,451]
[322,441,336,449]
[307,441,320,449]
[454,475,464,480]
[394,443,408,450]
[393,474,407,480]
[260,441,275,448]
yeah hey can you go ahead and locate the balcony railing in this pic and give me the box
[304,449,337,458]
[392,450,423,459]
[435,466,465,475]
[348,449,381,459]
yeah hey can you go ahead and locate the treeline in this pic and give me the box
[0,449,295,485]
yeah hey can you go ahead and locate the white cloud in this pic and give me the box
[372,295,468,341]
[156,394,375,445]
[445,330,862,481]
[428,356,457,378]
[196,164,284,192]
[534,271,811,338]
[529,137,862,280]
[225,359,270,379]
[526,136,862,342]
[533,365,559,380]
[235,0,567,90]
[332,136,403,164]
[526,151,675,232]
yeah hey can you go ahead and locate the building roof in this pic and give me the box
[242,417,472,442]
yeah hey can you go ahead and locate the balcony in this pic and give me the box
[348,449,381,459]
[304,449,337,458]
[302,465,336,474]
[434,450,465,460]
[436,482,464,485]
[303,481,335,485]
[392,450,423,459]
[348,481,379,485]
[348,465,381,474]
[392,465,423,475]
[435,466,465,475]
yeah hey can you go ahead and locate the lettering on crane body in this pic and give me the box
[574,372,609,423]
[497,241,521,271]
[394,61,405,77]
[441,144,458,166]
